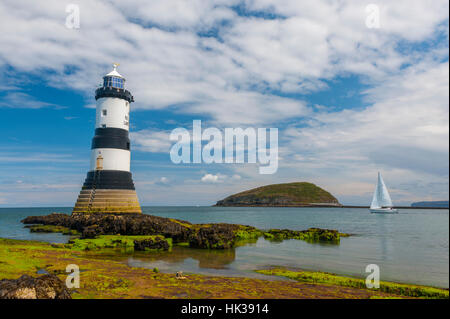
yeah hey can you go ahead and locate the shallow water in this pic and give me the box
[0,206,448,288]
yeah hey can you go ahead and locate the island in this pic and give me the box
[214,182,341,207]
[411,201,449,208]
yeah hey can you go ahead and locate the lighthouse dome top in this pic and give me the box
[105,63,124,78]
[96,63,134,102]
[103,63,125,89]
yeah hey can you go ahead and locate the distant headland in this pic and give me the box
[411,201,449,208]
[214,182,341,207]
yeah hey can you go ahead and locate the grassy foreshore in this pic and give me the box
[1,237,448,299]
[256,268,449,299]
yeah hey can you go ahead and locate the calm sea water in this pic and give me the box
[0,206,448,288]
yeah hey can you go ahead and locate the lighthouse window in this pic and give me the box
[103,77,124,89]
[102,109,107,116]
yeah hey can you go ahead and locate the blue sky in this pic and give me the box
[0,0,448,207]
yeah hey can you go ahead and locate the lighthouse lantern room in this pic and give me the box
[73,64,141,214]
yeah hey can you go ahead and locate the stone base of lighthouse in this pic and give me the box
[73,170,141,214]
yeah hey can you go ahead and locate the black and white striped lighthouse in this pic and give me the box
[73,64,141,214]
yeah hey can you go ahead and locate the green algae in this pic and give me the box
[79,273,132,297]
[1,238,444,299]
[68,235,172,252]
[234,226,263,241]
[174,242,190,247]
[25,224,80,236]
[262,228,349,243]
[168,218,193,229]
[233,226,263,247]
[256,268,449,299]
[0,238,65,279]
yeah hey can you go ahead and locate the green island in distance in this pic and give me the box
[214,182,341,207]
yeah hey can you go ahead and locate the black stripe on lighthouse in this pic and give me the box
[95,87,134,103]
[82,170,136,190]
[91,127,130,150]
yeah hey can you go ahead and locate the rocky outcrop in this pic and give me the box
[21,213,72,227]
[263,228,349,242]
[188,224,240,249]
[22,212,192,243]
[21,212,349,249]
[0,274,71,299]
[24,224,79,235]
[67,235,172,251]
[134,237,170,251]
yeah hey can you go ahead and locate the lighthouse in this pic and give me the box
[73,64,141,214]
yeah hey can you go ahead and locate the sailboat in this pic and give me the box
[370,172,398,214]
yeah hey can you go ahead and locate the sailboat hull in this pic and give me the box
[370,208,398,214]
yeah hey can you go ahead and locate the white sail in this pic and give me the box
[370,172,393,209]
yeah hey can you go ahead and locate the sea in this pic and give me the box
[0,206,448,288]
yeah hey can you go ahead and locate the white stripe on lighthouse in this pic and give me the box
[96,97,130,130]
[90,148,130,172]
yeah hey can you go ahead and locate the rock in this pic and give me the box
[263,227,345,242]
[176,271,186,279]
[24,224,79,235]
[134,237,170,251]
[21,213,72,227]
[81,225,99,239]
[22,212,192,243]
[188,224,239,249]
[21,212,349,249]
[0,274,71,299]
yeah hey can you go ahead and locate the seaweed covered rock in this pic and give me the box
[24,224,79,235]
[70,213,192,242]
[68,235,171,252]
[263,228,346,242]
[0,274,71,299]
[188,224,263,249]
[188,224,238,249]
[134,236,170,251]
[22,212,192,243]
[81,225,99,239]
[21,213,260,249]
[21,213,72,227]
[21,212,350,249]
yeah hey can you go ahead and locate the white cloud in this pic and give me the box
[231,174,241,180]
[114,0,238,29]
[0,152,85,164]
[201,173,227,183]
[286,61,449,157]
[160,176,169,184]
[0,92,64,109]
[131,130,172,153]
[0,0,447,124]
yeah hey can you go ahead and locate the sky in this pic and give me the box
[0,0,448,207]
